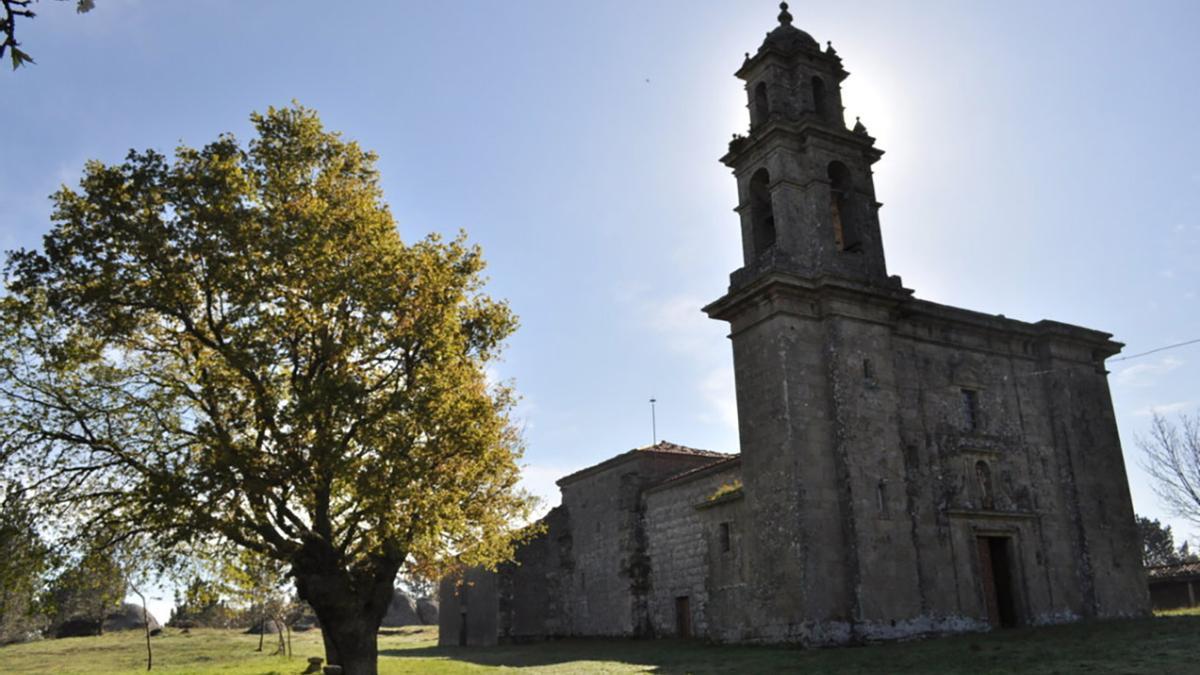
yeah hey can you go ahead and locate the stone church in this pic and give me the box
[440,3,1148,646]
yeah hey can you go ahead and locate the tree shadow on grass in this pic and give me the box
[381,639,803,674]
[380,618,1200,675]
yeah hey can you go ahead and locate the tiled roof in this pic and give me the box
[632,440,727,458]
[555,440,730,487]
[1147,561,1200,581]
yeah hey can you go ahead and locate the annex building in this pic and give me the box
[440,3,1149,646]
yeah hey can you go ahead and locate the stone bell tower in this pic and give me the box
[725,1,891,289]
[704,3,918,641]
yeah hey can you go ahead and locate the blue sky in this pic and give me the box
[4,1,1200,614]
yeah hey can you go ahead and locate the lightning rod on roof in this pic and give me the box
[650,397,658,446]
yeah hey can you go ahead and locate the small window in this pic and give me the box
[961,389,980,431]
[863,358,875,382]
[876,480,889,517]
[719,522,732,553]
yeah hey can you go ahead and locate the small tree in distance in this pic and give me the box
[42,547,125,637]
[0,487,52,644]
[1135,515,1198,568]
[0,104,537,675]
[221,548,290,652]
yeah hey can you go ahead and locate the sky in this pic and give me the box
[3,1,1199,618]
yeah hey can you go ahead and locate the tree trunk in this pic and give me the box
[293,545,399,675]
[130,584,152,671]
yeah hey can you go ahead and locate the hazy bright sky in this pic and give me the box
[4,1,1199,616]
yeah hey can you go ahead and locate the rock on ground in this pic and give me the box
[416,597,438,625]
[244,618,286,635]
[55,603,161,638]
[381,592,420,627]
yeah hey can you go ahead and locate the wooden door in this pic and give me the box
[675,596,692,639]
[977,537,1001,627]
[978,536,1019,627]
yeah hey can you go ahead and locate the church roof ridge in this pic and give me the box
[632,440,728,457]
[555,440,731,488]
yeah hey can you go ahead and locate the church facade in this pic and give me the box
[439,4,1149,646]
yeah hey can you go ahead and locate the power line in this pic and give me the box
[999,336,1200,381]
[1111,337,1200,363]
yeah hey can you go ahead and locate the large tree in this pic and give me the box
[0,105,535,674]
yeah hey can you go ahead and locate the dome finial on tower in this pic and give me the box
[778,2,793,26]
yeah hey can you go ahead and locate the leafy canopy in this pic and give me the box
[0,104,535,584]
[0,487,52,643]
[1135,515,1198,568]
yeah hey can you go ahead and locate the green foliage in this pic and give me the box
[708,480,743,502]
[0,103,535,618]
[170,577,236,629]
[1,0,94,70]
[0,487,52,644]
[1136,515,1198,568]
[42,546,126,634]
[220,547,294,640]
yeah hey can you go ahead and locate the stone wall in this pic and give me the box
[554,450,725,637]
[499,506,571,641]
[642,459,743,639]
[443,447,729,645]
[438,566,499,647]
[707,275,1148,644]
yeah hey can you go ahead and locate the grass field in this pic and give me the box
[3,612,1200,674]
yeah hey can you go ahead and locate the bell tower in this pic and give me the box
[704,5,915,638]
[724,2,890,288]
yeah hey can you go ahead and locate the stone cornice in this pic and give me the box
[704,271,1124,364]
[722,118,882,168]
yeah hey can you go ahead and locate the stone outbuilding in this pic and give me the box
[441,3,1149,647]
[1146,562,1200,611]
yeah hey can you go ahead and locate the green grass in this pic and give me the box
[1153,605,1200,617]
[3,616,1200,674]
